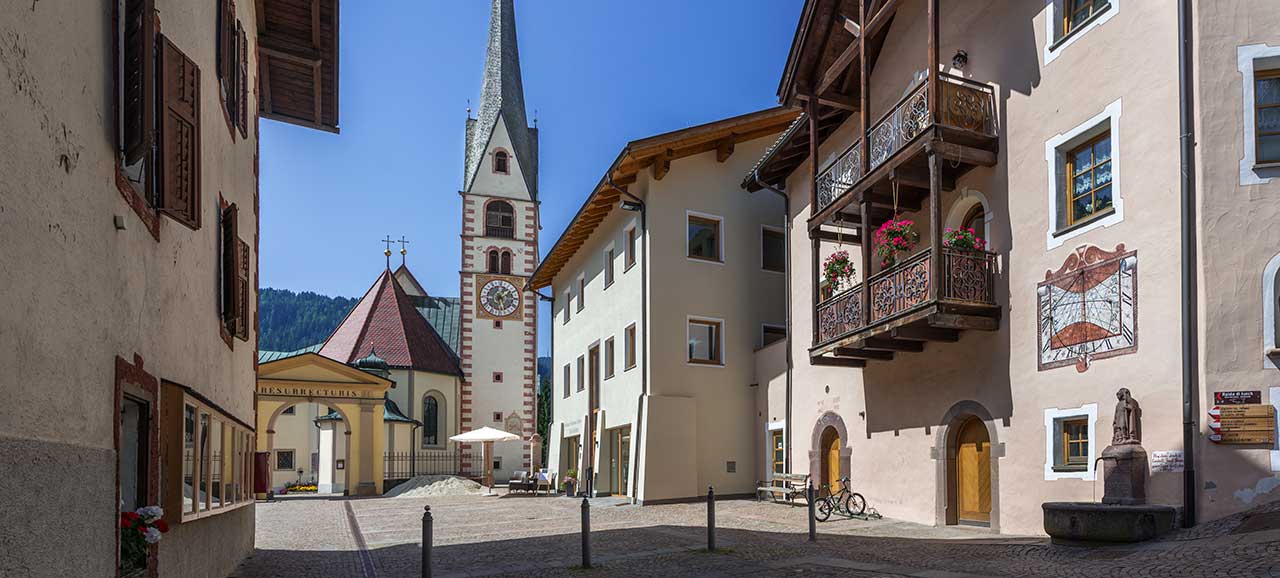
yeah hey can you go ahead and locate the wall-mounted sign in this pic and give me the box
[1037,245,1138,373]
[1150,450,1184,473]
[1215,391,1262,405]
[1208,404,1276,445]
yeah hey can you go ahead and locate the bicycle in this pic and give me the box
[814,477,867,521]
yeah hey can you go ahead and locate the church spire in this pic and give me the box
[464,0,538,199]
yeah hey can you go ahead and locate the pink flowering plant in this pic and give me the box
[874,219,920,268]
[120,506,168,572]
[822,250,856,292]
[943,227,986,252]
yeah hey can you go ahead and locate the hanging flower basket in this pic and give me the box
[120,506,169,574]
[943,227,986,253]
[822,250,857,293]
[874,219,920,268]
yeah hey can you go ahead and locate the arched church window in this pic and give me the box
[488,250,500,273]
[423,396,439,447]
[493,150,510,175]
[486,201,515,238]
[500,251,512,275]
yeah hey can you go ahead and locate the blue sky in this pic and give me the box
[259,0,802,354]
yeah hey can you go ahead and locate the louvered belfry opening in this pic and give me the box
[485,201,516,238]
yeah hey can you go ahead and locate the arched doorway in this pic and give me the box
[265,402,350,495]
[954,416,991,525]
[819,426,841,495]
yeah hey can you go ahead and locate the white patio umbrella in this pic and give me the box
[450,427,521,495]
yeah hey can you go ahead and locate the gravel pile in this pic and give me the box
[385,475,484,498]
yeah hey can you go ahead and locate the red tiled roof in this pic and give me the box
[320,269,461,376]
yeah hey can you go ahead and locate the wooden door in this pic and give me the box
[956,418,991,523]
[819,427,840,495]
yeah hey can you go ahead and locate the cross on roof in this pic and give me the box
[398,236,410,266]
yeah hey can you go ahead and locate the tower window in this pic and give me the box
[486,201,515,238]
[501,251,512,274]
[493,150,510,174]
[488,250,500,273]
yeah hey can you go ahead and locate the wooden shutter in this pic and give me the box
[157,37,202,230]
[237,23,249,138]
[221,203,239,333]
[218,0,234,84]
[121,0,155,163]
[236,238,250,340]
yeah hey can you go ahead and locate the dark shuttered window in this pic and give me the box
[120,0,155,165]
[157,37,202,229]
[220,203,239,340]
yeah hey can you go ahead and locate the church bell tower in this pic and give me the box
[458,0,539,480]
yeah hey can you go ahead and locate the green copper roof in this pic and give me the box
[257,343,324,365]
[315,396,420,426]
[414,296,461,361]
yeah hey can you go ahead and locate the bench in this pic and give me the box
[756,473,811,503]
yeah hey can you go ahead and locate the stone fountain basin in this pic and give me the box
[1042,502,1177,545]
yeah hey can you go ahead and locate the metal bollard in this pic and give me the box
[581,497,592,568]
[421,506,433,578]
[807,482,817,542]
[706,486,716,552]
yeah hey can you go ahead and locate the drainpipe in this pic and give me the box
[606,172,647,504]
[1177,0,1199,528]
[753,171,794,476]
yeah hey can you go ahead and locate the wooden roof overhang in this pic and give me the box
[746,0,901,191]
[529,107,801,291]
[257,0,340,132]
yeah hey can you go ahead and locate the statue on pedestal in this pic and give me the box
[1111,388,1141,445]
[1103,388,1148,505]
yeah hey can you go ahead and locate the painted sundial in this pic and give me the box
[1037,244,1137,372]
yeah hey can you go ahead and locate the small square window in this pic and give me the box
[493,372,503,383]
[688,215,722,262]
[275,449,295,471]
[1053,417,1089,472]
[688,318,723,365]
[493,456,503,470]
[493,412,504,422]
[493,320,503,329]
[726,461,737,474]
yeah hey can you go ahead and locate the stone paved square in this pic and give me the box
[230,493,1280,578]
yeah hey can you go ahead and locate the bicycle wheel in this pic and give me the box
[845,492,867,515]
[816,498,833,522]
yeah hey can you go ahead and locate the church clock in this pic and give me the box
[478,276,521,319]
[1036,244,1137,373]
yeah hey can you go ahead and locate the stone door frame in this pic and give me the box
[932,400,1004,531]
[808,411,852,494]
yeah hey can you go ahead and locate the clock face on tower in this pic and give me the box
[479,277,521,319]
[1037,244,1137,373]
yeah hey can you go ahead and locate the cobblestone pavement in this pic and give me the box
[232,492,1280,578]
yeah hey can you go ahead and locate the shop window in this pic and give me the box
[762,226,785,273]
[688,317,723,365]
[183,404,196,514]
[687,213,723,263]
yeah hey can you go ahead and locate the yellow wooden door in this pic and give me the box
[820,427,840,494]
[956,418,991,523]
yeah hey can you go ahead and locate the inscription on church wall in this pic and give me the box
[259,385,380,399]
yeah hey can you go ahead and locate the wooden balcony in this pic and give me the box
[812,248,1000,365]
[812,73,998,221]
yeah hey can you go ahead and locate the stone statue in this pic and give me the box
[1111,387,1141,445]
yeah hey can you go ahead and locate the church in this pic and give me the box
[256,0,540,493]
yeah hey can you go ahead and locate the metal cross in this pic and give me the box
[382,235,395,269]
[398,236,410,266]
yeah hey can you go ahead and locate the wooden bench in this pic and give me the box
[756,473,811,503]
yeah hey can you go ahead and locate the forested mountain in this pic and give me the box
[258,288,357,352]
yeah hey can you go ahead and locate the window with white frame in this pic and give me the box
[687,317,723,365]
[687,212,723,263]
[1241,46,1280,185]
[1045,99,1123,249]
[1044,0,1118,65]
[1043,404,1098,480]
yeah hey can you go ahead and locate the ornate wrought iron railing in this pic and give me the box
[815,140,863,214]
[939,249,998,304]
[813,248,998,348]
[868,250,933,323]
[938,74,997,135]
[816,285,864,345]
[867,73,997,173]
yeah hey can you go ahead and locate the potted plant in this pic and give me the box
[874,219,920,268]
[562,469,578,497]
[120,506,169,576]
[943,227,986,253]
[822,250,856,294]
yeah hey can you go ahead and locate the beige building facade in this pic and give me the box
[0,0,340,576]
[745,0,1280,536]
[533,109,795,503]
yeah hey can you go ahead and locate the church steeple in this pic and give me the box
[464,0,538,199]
